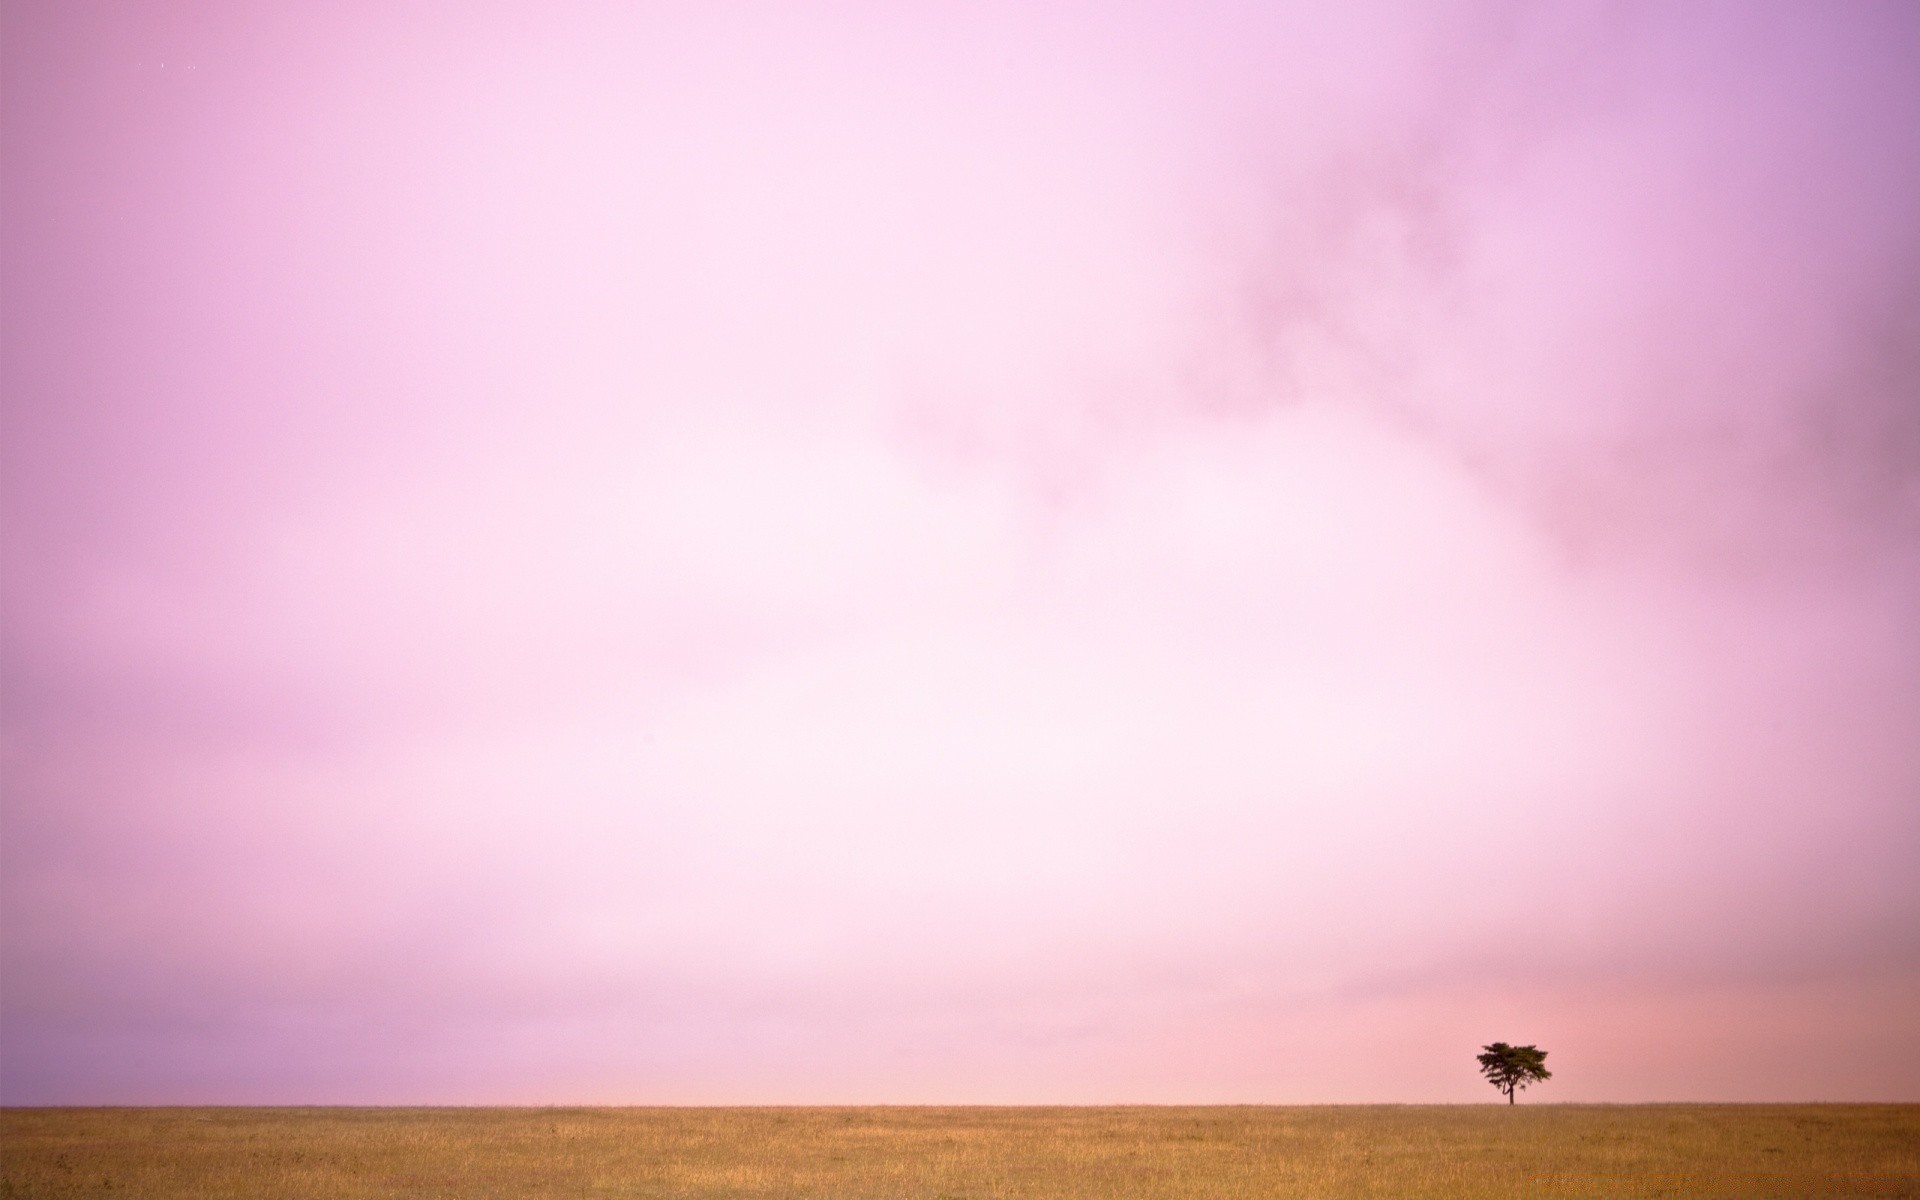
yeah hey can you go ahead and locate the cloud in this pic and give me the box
[4,0,1917,1103]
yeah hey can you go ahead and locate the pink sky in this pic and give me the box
[3,0,1917,1104]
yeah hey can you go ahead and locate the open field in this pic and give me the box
[3,1105,1917,1199]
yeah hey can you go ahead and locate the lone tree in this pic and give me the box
[1476,1042,1551,1104]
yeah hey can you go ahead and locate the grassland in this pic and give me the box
[3,1104,1916,1199]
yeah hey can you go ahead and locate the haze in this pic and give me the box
[3,0,1917,1104]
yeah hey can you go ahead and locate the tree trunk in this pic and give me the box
[1507,1087,1514,1105]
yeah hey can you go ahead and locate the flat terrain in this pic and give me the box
[3,1105,1916,1199]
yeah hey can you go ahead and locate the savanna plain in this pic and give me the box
[3,1105,1917,1199]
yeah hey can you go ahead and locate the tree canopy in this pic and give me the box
[1476,1042,1551,1104]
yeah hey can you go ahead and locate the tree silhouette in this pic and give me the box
[1476,1042,1551,1104]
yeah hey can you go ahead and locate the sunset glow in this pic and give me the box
[3,0,1917,1104]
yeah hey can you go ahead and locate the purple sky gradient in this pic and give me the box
[3,0,1917,1104]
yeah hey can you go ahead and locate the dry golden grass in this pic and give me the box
[3,1104,1916,1199]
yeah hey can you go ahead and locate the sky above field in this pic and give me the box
[4,0,1918,1105]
